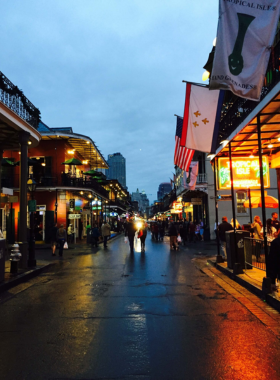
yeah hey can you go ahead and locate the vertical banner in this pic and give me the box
[210,0,280,101]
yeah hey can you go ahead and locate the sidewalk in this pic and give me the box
[1,232,122,294]
[207,257,280,312]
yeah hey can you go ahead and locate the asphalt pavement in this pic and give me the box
[0,233,280,380]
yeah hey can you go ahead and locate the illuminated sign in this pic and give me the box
[218,157,270,190]
[171,202,182,213]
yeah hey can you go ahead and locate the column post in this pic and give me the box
[18,131,30,268]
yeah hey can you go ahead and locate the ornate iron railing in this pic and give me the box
[0,71,40,129]
[197,173,208,183]
[217,39,280,149]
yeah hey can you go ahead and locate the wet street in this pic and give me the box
[1,234,280,380]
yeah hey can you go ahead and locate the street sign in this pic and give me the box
[69,199,75,211]
[28,200,37,212]
[68,214,81,219]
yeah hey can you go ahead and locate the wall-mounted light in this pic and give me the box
[80,191,84,195]
[268,142,273,149]
[41,163,46,166]
[67,150,75,154]
[82,160,88,164]
[28,141,32,145]
[86,141,90,144]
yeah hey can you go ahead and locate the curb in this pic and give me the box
[0,262,56,294]
[208,259,280,313]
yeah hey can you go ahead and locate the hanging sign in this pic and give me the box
[68,214,81,219]
[218,157,270,190]
[69,199,75,211]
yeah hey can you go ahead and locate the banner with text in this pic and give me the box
[210,0,280,101]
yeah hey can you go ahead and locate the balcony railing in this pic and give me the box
[2,174,109,199]
[217,39,280,149]
[196,173,208,184]
[0,72,40,129]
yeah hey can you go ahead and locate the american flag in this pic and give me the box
[174,116,194,172]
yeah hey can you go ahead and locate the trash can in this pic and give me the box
[226,230,250,269]
[0,238,6,282]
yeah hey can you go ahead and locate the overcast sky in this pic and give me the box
[0,1,218,202]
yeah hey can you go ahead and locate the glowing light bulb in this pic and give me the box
[202,71,210,81]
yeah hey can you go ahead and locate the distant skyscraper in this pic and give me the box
[105,153,126,188]
[157,182,172,201]
[131,189,149,214]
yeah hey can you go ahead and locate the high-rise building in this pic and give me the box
[157,182,172,201]
[131,189,150,215]
[105,153,126,188]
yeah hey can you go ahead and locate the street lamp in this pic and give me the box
[27,178,37,267]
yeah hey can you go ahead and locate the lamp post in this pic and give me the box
[27,178,37,267]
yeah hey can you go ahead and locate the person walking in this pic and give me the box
[218,216,233,260]
[271,212,280,231]
[91,223,100,247]
[56,224,67,257]
[154,222,159,241]
[139,221,148,253]
[169,222,178,250]
[199,219,204,242]
[67,224,74,244]
[125,217,137,254]
[50,223,58,256]
[159,222,165,241]
[101,221,111,248]
[189,221,196,243]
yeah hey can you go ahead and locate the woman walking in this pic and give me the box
[139,222,148,253]
[56,224,67,257]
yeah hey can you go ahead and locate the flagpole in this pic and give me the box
[182,80,208,88]
[213,157,222,262]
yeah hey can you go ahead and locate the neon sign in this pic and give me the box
[218,157,270,189]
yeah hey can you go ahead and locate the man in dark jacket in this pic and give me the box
[218,216,233,259]
[125,217,137,254]
[169,223,178,250]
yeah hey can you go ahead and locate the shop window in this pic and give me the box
[236,191,247,214]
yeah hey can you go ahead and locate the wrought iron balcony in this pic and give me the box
[196,173,208,184]
[217,39,280,149]
[0,72,40,129]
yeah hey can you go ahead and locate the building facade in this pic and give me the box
[105,153,126,188]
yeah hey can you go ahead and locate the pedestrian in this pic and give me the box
[125,217,137,254]
[50,223,58,256]
[154,222,159,241]
[159,222,165,241]
[263,218,277,243]
[67,224,74,244]
[101,221,111,248]
[91,223,100,247]
[218,216,233,260]
[198,219,204,241]
[168,222,179,250]
[195,221,200,242]
[252,215,263,240]
[271,212,280,231]
[139,221,148,252]
[56,224,67,257]
[267,234,280,291]
[151,223,155,240]
[189,221,196,243]
[230,218,242,230]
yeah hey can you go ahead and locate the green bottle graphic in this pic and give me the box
[228,13,255,76]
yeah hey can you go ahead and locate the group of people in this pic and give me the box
[124,217,148,253]
[217,212,280,260]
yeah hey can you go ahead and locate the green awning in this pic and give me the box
[61,158,83,165]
